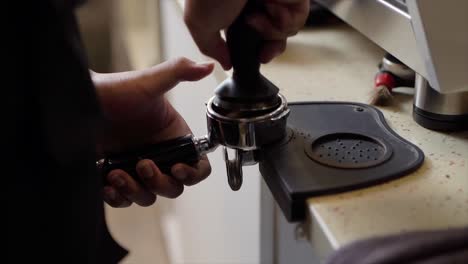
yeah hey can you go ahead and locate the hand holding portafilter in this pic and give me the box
[98,0,290,191]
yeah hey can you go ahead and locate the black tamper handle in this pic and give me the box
[228,1,262,80]
[98,135,200,184]
[215,0,279,104]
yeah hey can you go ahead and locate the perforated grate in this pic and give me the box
[305,133,392,169]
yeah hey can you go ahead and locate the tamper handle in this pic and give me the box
[215,0,279,104]
[227,0,262,80]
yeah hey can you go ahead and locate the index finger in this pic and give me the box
[171,156,212,186]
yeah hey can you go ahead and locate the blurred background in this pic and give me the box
[77,0,162,73]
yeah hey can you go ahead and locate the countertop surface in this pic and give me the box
[259,24,468,257]
[174,0,468,258]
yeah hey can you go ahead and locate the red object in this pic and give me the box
[374,72,396,91]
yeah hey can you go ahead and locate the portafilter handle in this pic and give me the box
[96,132,254,191]
[97,135,218,185]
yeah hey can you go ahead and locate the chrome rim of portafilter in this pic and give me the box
[205,93,290,190]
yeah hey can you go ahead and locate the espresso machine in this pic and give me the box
[315,0,468,131]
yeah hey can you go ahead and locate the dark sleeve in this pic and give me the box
[6,1,127,263]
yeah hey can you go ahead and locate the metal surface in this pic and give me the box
[414,74,468,116]
[316,0,468,94]
[193,135,218,156]
[223,148,243,191]
[407,0,468,94]
[381,56,415,81]
[207,93,290,151]
[205,93,290,190]
[222,148,258,191]
[315,0,425,79]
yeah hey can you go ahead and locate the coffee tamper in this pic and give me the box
[98,1,290,191]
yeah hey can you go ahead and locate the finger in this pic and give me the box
[269,0,310,34]
[168,58,215,82]
[137,159,184,198]
[265,3,294,33]
[285,0,310,31]
[171,156,211,186]
[107,169,157,207]
[183,0,239,70]
[103,186,132,208]
[93,58,214,99]
[259,40,287,63]
[189,31,232,70]
[141,58,215,97]
[248,2,307,40]
[247,13,288,40]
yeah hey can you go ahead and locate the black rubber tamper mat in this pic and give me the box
[259,102,425,222]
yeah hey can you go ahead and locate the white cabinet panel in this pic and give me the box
[159,1,261,263]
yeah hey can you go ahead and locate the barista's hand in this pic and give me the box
[184,0,309,69]
[93,58,214,208]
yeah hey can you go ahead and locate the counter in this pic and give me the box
[261,24,468,261]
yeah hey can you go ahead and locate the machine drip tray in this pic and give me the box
[259,102,425,222]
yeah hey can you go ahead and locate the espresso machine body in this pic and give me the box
[315,0,468,130]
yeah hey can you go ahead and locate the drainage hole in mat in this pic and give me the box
[305,133,392,169]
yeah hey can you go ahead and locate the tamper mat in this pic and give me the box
[260,102,425,222]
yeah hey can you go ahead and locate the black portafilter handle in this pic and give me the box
[215,0,279,107]
[97,135,201,185]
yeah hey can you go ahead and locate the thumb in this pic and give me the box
[139,57,215,97]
